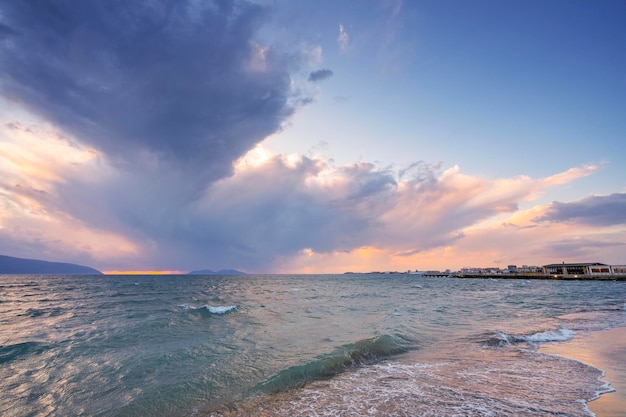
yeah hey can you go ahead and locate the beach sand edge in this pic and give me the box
[539,326,626,417]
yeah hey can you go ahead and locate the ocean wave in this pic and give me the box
[179,304,238,315]
[17,307,65,318]
[0,341,50,364]
[255,334,414,394]
[486,328,575,347]
[225,350,610,417]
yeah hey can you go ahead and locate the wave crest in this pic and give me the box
[255,334,415,394]
[486,328,575,347]
[0,342,50,364]
[179,304,238,315]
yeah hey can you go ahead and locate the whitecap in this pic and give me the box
[490,328,575,347]
[179,304,238,314]
[203,305,237,314]
[525,328,575,343]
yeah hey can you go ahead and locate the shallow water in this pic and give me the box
[540,326,626,417]
[1,274,624,416]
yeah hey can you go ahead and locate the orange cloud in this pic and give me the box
[1,114,616,274]
[541,165,598,187]
[0,116,140,268]
[263,160,618,273]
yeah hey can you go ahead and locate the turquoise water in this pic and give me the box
[1,274,625,416]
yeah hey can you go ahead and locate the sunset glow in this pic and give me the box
[0,1,624,273]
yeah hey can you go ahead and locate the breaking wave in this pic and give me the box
[254,334,414,394]
[179,304,238,315]
[485,328,575,347]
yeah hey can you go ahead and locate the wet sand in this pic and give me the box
[539,326,626,417]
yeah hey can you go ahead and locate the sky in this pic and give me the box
[0,0,625,274]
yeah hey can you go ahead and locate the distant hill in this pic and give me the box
[0,254,102,275]
[188,269,246,275]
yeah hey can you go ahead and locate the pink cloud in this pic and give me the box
[0,122,616,272]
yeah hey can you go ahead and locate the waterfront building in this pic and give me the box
[612,265,626,275]
[543,262,613,277]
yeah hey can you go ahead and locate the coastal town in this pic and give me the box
[350,262,626,280]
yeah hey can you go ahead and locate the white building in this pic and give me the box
[543,262,624,277]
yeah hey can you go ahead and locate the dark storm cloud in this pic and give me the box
[538,193,626,226]
[52,155,514,272]
[0,0,296,184]
[151,159,383,271]
[308,69,334,82]
[142,159,508,272]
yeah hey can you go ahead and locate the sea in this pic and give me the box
[1,274,625,417]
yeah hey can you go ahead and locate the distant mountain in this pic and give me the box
[0,254,102,275]
[188,269,246,275]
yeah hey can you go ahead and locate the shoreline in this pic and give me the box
[453,274,626,281]
[344,272,626,281]
[539,326,626,417]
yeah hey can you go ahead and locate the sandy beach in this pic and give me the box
[540,326,626,417]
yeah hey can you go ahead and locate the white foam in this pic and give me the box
[525,328,575,343]
[222,354,607,417]
[494,328,575,346]
[178,304,237,314]
[204,305,237,314]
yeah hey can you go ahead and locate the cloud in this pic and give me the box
[537,193,626,226]
[545,237,626,260]
[0,0,299,192]
[308,69,334,82]
[0,121,139,265]
[0,109,613,272]
[338,24,350,51]
[114,153,593,272]
[0,2,617,272]
[540,165,598,188]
